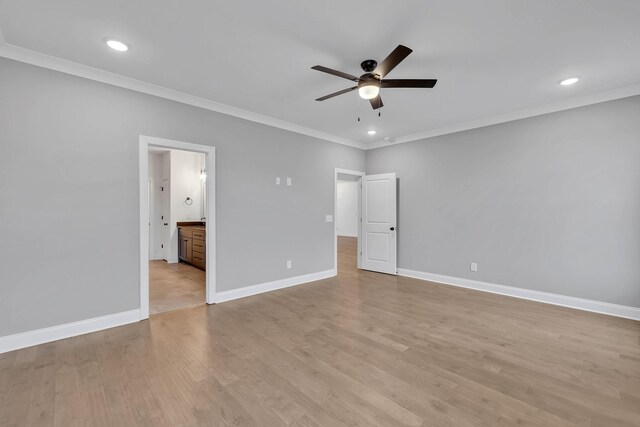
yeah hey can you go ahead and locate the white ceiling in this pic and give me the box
[1,0,640,147]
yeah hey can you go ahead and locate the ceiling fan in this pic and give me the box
[311,45,437,110]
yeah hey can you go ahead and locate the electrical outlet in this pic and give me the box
[470,262,478,272]
[286,260,292,269]
[276,177,281,185]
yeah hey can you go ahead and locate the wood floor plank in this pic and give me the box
[52,337,82,427]
[1,236,639,426]
[24,343,56,426]
[1,347,38,426]
[149,260,205,315]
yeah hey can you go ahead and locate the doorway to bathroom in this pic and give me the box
[139,136,216,319]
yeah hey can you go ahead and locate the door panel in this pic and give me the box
[148,180,153,259]
[365,180,390,223]
[366,232,390,262]
[361,173,396,274]
[161,179,170,260]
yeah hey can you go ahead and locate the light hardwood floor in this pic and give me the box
[149,260,205,315]
[1,237,639,426]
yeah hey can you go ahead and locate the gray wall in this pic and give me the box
[367,95,640,308]
[0,58,365,336]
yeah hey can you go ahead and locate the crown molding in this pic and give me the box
[0,39,366,150]
[367,82,640,150]
[2,34,639,153]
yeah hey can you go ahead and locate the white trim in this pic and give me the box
[367,83,640,150]
[334,168,365,272]
[139,135,217,320]
[397,268,640,321]
[0,309,141,354]
[147,177,163,261]
[0,40,364,150]
[334,168,366,177]
[3,39,640,153]
[212,269,336,304]
[139,140,150,318]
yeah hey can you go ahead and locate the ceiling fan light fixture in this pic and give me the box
[358,84,380,100]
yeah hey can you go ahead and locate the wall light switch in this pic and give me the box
[325,215,333,223]
[276,177,281,185]
[470,262,478,272]
[286,260,292,269]
[286,177,292,186]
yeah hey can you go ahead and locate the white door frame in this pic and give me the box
[139,135,216,320]
[147,177,164,261]
[334,168,365,272]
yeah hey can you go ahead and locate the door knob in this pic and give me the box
[390,226,395,231]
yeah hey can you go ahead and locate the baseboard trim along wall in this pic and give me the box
[397,268,640,321]
[212,269,337,304]
[0,309,141,354]
[0,269,337,354]
[8,267,633,354]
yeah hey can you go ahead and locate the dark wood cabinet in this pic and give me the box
[178,224,205,270]
[179,235,192,263]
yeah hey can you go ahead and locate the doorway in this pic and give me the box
[334,168,364,273]
[139,136,216,320]
[334,168,398,276]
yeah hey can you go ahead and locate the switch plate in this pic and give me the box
[276,177,281,185]
[286,260,292,269]
[325,215,333,223]
[286,177,292,186]
[470,262,478,272]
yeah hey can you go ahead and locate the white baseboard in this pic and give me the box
[212,269,336,304]
[397,268,640,321]
[0,309,141,354]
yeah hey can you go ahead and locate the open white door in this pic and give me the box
[361,173,397,274]
[161,179,170,260]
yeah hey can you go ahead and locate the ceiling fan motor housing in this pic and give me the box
[360,59,377,72]
[358,74,381,88]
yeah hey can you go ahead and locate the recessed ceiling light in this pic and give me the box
[105,39,129,52]
[560,77,579,86]
[367,130,377,135]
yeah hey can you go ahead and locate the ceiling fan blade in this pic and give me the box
[369,95,384,110]
[381,79,437,88]
[315,86,358,101]
[373,45,413,78]
[311,65,359,81]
